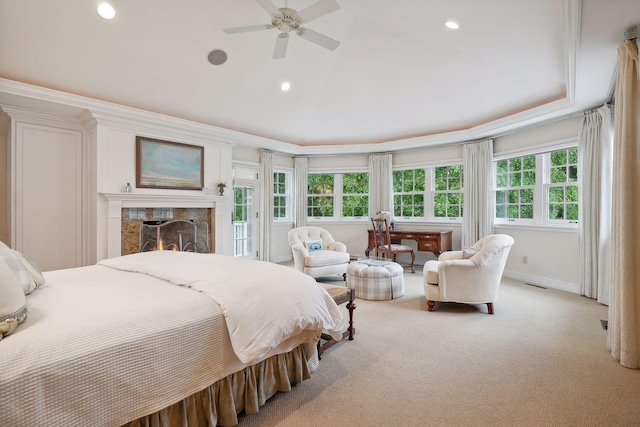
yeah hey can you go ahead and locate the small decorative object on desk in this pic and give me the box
[124,182,133,193]
[217,182,227,196]
[376,210,394,229]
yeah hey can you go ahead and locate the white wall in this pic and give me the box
[233,116,583,293]
[94,120,234,261]
[1,96,235,266]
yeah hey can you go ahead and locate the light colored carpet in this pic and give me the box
[238,268,640,427]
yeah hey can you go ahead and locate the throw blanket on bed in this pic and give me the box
[99,251,344,363]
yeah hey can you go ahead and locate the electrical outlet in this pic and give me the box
[522,256,528,264]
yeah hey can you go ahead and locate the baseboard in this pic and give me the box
[273,254,293,264]
[503,270,579,294]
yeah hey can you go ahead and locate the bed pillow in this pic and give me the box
[0,242,29,340]
[0,241,37,294]
[12,249,46,289]
[305,239,324,252]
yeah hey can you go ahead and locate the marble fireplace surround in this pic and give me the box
[101,193,230,259]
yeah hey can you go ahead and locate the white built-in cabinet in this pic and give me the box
[4,110,86,272]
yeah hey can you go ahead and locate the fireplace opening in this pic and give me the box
[121,207,214,255]
[140,219,209,253]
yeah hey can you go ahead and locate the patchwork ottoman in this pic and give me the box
[346,261,405,300]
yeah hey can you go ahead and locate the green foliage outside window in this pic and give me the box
[495,155,535,219]
[308,174,334,217]
[234,187,251,221]
[342,173,369,217]
[273,172,286,218]
[548,148,578,221]
[433,166,463,218]
[393,169,425,217]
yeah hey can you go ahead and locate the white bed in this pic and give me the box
[0,251,344,427]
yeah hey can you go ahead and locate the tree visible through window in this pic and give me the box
[433,165,463,218]
[393,169,425,217]
[308,174,334,217]
[548,148,578,221]
[342,173,368,217]
[495,156,535,220]
[273,171,286,219]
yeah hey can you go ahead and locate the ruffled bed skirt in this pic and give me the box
[123,344,310,427]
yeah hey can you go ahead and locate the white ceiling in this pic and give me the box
[0,0,638,152]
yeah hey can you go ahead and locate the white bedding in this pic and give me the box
[0,252,344,427]
[99,251,344,363]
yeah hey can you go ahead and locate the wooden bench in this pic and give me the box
[317,285,356,359]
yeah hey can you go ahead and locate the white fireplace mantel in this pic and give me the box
[101,192,233,258]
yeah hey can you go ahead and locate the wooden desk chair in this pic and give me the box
[370,217,416,273]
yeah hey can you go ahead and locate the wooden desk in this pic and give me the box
[366,229,453,258]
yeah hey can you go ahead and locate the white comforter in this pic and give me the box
[0,252,344,427]
[99,251,344,363]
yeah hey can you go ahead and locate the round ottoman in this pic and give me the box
[346,261,405,300]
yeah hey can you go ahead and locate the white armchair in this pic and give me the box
[423,234,514,314]
[288,226,350,280]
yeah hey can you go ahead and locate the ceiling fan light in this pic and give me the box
[281,81,291,91]
[445,21,459,30]
[97,3,116,20]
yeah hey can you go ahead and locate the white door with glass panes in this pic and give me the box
[233,186,258,259]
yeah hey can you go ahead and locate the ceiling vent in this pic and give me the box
[208,50,228,66]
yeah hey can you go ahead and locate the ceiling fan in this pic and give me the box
[223,0,341,59]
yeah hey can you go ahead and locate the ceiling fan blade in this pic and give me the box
[296,0,340,24]
[296,28,340,51]
[223,24,274,34]
[273,33,289,59]
[255,0,281,17]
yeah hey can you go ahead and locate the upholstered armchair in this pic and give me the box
[423,234,514,314]
[288,226,350,279]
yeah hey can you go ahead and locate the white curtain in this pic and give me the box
[368,153,393,221]
[258,150,273,262]
[462,138,494,247]
[578,105,613,304]
[294,156,308,228]
[608,39,640,369]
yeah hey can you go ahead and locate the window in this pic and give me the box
[494,145,579,226]
[495,156,535,220]
[308,173,334,217]
[393,168,425,218]
[547,147,578,222]
[307,172,369,220]
[273,171,287,220]
[392,165,464,221]
[433,165,463,219]
[342,173,369,218]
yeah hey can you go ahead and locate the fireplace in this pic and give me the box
[101,193,233,259]
[139,219,209,253]
[121,207,212,255]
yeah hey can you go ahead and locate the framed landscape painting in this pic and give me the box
[136,136,204,190]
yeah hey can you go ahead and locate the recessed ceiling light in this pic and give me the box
[281,81,291,91]
[445,21,459,30]
[97,3,116,20]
